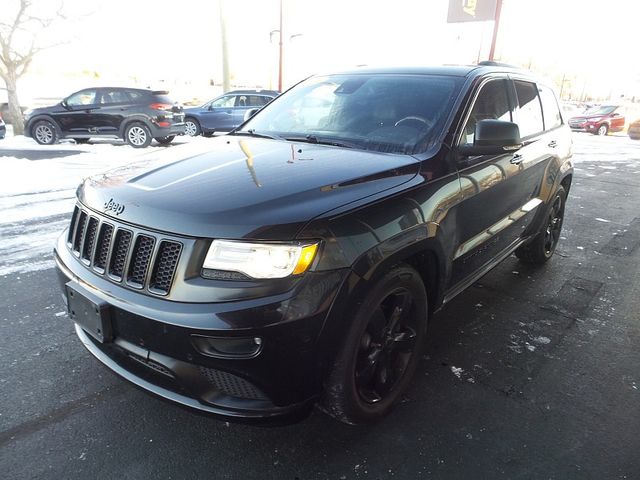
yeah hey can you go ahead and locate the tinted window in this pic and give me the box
[67,89,97,106]
[241,74,462,154]
[462,79,512,145]
[236,95,270,107]
[514,81,544,138]
[211,95,236,108]
[100,89,129,104]
[538,85,562,130]
[127,90,146,101]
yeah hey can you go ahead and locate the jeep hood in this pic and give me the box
[78,137,419,239]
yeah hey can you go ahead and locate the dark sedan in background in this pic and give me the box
[0,114,5,139]
[183,89,278,136]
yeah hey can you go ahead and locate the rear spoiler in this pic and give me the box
[151,90,170,95]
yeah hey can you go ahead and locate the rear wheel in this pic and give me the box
[184,117,201,136]
[596,124,608,136]
[125,122,151,148]
[155,135,175,145]
[32,120,57,145]
[516,186,566,264]
[322,264,428,425]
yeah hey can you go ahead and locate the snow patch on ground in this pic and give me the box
[0,134,207,275]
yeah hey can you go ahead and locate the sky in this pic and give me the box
[3,0,639,103]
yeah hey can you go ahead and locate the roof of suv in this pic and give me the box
[329,63,528,78]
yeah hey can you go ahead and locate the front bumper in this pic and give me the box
[54,234,348,424]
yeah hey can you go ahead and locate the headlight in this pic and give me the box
[202,240,319,279]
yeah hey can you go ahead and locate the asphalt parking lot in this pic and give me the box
[1,133,639,479]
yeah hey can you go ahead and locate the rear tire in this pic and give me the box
[125,122,152,148]
[184,117,201,136]
[321,264,428,425]
[155,135,175,145]
[515,186,566,265]
[32,120,57,145]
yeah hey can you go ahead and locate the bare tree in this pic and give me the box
[0,0,65,135]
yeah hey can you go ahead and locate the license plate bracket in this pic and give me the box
[66,282,113,343]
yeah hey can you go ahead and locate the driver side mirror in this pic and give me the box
[458,119,523,156]
[61,100,69,109]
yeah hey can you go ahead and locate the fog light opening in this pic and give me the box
[191,335,263,359]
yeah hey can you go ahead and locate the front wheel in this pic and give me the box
[32,120,57,145]
[155,135,175,145]
[596,124,608,136]
[515,186,566,264]
[322,264,428,425]
[125,122,152,148]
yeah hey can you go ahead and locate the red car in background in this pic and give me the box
[569,105,625,135]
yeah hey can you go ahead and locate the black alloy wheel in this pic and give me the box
[516,186,566,264]
[355,288,420,405]
[543,194,564,257]
[322,264,427,425]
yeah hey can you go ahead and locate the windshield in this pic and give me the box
[238,73,462,155]
[585,105,617,116]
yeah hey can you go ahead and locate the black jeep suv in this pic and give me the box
[25,87,185,148]
[54,64,572,425]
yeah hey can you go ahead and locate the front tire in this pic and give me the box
[596,124,608,136]
[125,122,152,148]
[184,117,201,136]
[322,264,428,425]
[32,120,57,145]
[515,186,566,264]
[155,135,175,145]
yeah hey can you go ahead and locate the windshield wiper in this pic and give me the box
[284,134,357,149]
[230,129,285,141]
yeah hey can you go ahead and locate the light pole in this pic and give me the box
[488,0,503,61]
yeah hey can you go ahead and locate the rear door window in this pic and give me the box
[99,89,129,104]
[538,85,562,130]
[514,81,544,138]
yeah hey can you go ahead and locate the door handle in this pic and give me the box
[548,140,557,148]
[510,154,524,165]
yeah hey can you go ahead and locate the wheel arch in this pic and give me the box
[25,115,62,138]
[119,116,154,138]
[314,230,449,385]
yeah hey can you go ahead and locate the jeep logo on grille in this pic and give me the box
[104,198,125,215]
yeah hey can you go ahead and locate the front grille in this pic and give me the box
[67,206,183,296]
[127,235,155,287]
[199,367,267,400]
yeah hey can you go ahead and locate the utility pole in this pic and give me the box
[488,0,503,61]
[219,0,230,93]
